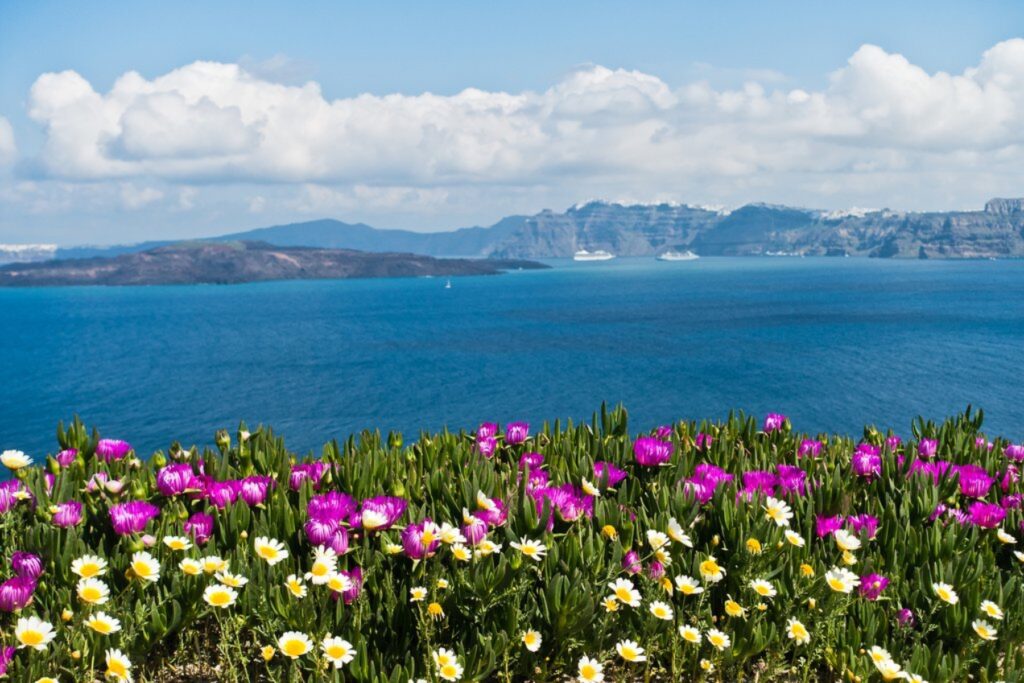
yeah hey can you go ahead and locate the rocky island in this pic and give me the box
[0,241,547,287]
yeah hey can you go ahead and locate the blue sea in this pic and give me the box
[2,257,1023,457]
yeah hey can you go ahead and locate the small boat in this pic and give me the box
[574,249,615,262]
[656,250,699,261]
[444,279,452,289]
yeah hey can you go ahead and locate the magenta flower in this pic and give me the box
[694,432,714,450]
[327,527,350,555]
[762,413,787,433]
[909,459,952,485]
[524,469,549,494]
[885,435,902,451]
[0,481,27,514]
[622,550,641,575]
[544,484,593,523]
[655,425,673,440]
[815,514,844,538]
[156,464,199,496]
[917,438,938,459]
[11,552,43,579]
[401,520,441,560]
[308,491,358,523]
[896,608,915,628]
[742,470,778,496]
[646,560,666,580]
[505,422,530,445]
[55,448,78,467]
[356,496,407,531]
[593,461,628,487]
[52,500,83,528]
[798,439,823,458]
[955,464,994,498]
[1003,493,1023,509]
[476,422,499,439]
[519,452,544,470]
[462,515,487,546]
[239,476,274,506]
[851,444,882,479]
[859,573,889,601]
[776,464,808,497]
[304,518,338,546]
[184,511,214,544]
[976,437,994,451]
[96,438,132,462]
[633,437,673,467]
[289,462,329,491]
[847,513,880,539]
[205,480,241,510]
[1002,465,1020,492]
[109,500,160,535]
[968,501,1006,528]
[340,566,362,604]
[476,437,497,458]
[0,646,13,677]
[0,576,35,612]
[475,498,508,527]
[1005,444,1024,462]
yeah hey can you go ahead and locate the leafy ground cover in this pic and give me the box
[0,406,1021,681]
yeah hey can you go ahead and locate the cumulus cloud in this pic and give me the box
[17,39,1024,212]
[0,116,15,166]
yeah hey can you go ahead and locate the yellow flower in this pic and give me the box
[277,631,313,659]
[200,555,229,574]
[972,619,997,641]
[577,656,604,683]
[787,618,810,644]
[85,611,122,635]
[77,578,110,605]
[807,597,817,609]
[800,563,815,577]
[706,628,731,651]
[321,636,355,668]
[451,544,472,562]
[699,556,726,583]
[410,586,428,602]
[745,538,763,554]
[980,600,1004,620]
[179,558,202,576]
[674,575,704,596]
[163,535,192,551]
[203,585,239,608]
[834,529,861,552]
[724,600,746,618]
[254,537,289,565]
[678,625,701,644]
[615,639,646,663]
[510,537,547,561]
[105,649,132,682]
[659,576,674,594]
[749,579,776,598]
[284,574,307,598]
[427,602,445,619]
[436,578,449,590]
[129,551,160,582]
[785,530,806,547]
[522,629,542,652]
[609,578,641,607]
[932,582,958,605]
[15,616,56,651]
[825,567,860,593]
[215,571,248,588]
[602,596,619,612]
[60,609,73,622]
[700,658,714,671]
[601,524,618,540]
[649,601,673,620]
[764,496,793,527]
[71,555,108,579]
[841,550,858,566]
[261,645,275,662]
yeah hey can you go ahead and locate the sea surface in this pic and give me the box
[2,257,1023,457]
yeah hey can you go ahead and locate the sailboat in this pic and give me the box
[444,279,452,289]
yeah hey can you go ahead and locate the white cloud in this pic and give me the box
[0,116,15,166]
[14,39,1024,218]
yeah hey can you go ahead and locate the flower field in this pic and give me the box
[0,405,1022,682]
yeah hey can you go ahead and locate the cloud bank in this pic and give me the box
[8,39,1024,236]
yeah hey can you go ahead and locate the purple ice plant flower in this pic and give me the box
[815,514,844,538]
[461,514,488,546]
[52,500,83,528]
[655,425,674,440]
[968,501,1006,529]
[327,527,350,555]
[505,422,530,445]
[1005,444,1024,462]
[519,452,545,470]
[401,520,442,560]
[205,480,241,510]
[851,444,882,479]
[633,437,673,467]
[304,518,338,546]
[11,552,43,579]
[0,576,36,611]
[859,573,890,601]
[184,511,214,545]
[954,464,994,498]
[476,422,499,440]
[357,496,407,531]
[340,566,362,604]
[798,439,823,458]
[763,413,787,433]
[909,459,953,485]
[239,476,274,506]
[475,496,508,527]
[694,432,714,450]
[0,646,13,677]
[289,462,329,491]
[593,461,628,487]
[917,438,938,459]
[1002,493,1023,509]
[885,435,902,451]
[55,448,78,467]
[156,464,199,496]
[776,464,808,497]
[546,484,593,523]
[895,608,915,628]
[109,500,160,535]
[1002,465,1020,492]
[524,469,549,494]
[975,437,994,451]
[622,549,641,575]
[308,491,358,523]
[95,438,132,462]
[476,437,497,458]
[741,470,778,497]
[646,560,666,580]
[847,513,880,539]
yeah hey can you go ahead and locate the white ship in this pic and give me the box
[656,250,699,261]
[573,249,615,261]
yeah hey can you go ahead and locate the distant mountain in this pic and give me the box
[0,243,58,265]
[45,197,1024,260]
[0,241,546,287]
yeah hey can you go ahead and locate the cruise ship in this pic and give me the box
[573,249,615,261]
[656,250,699,261]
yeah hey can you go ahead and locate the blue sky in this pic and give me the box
[1,1,1023,244]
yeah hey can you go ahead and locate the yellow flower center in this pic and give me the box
[210,591,231,606]
[80,563,100,578]
[581,664,597,678]
[282,639,307,657]
[327,644,347,658]
[133,562,152,578]
[91,620,113,634]
[615,587,631,601]
[20,630,43,647]
[107,661,128,677]
[82,586,102,601]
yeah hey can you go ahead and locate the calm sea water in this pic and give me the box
[2,257,1023,457]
